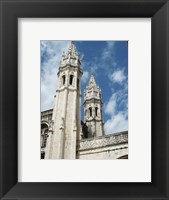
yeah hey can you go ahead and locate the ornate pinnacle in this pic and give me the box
[89,73,97,86]
[67,41,78,56]
[60,41,81,67]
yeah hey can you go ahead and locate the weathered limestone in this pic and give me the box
[47,41,83,159]
[40,41,128,160]
[77,131,128,159]
[84,74,104,137]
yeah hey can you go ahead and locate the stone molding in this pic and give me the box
[56,87,79,93]
[58,65,83,73]
[78,145,128,156]
[77,131,128,151]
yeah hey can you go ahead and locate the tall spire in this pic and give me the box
[60,41,81,68]
[66,41,78,57]
[88,73,97,87]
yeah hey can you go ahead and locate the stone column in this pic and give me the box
[58,117,65,159]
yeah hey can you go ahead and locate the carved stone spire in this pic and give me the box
[60,41,81,68]
[88,74,97,87]
[66,41,78,57]
[84,74,104,138]
[85,74,101,100]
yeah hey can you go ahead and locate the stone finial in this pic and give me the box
[67,41,78,57]
[60,41,81,68]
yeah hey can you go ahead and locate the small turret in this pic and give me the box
[84,74,104,138]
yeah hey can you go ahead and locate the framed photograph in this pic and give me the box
[18,19,150,182]
[40,40,128,160]
[0,0,169,199]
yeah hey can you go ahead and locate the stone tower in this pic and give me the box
[48,41,83,159]
[84,74,104,137]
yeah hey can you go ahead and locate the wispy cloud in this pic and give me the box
[104,112,128,134]
[106,41,116,49]
[41,41,128,135]
[104,86,128,134]
[82,41,128,134]
[82,71,89,84]
[111,69,126,84]
[101,41,116,60]
[41,41,70,111]
[84,61,99,72]
[104,93,116,116]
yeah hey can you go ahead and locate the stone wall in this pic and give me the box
[77,131,128,159]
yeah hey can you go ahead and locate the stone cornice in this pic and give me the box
[85,118,103,122]
[77,131,128,151]
[83,98,103,105]
[58,64,83,75]
[56,87,82,95]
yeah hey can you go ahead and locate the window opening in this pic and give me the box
[62,75,65,85]
[89,107,92,117]
[70,75,73,85]
[95,107,98,116]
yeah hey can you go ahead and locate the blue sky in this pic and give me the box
[41,41,128,134]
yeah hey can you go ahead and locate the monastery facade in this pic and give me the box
[41,42,128,159]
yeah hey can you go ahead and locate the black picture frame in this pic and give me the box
[0,0,169,199]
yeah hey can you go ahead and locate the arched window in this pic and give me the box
[95,107,98,116]
[69,75,73,85]
[89,107,92,117]
[62,75,65,85]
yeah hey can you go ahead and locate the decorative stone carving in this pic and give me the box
[77,132,128,151]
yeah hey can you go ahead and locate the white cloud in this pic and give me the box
[104,94,116,116]
[102,50,111,60]
[41,41,128,135]
[111,69,126,84]
[84,61,99,73]
[82,71,89,84]
[104,90,128,134]
[101,41,116,60]
[104,112,128,134]
[41,41,70,111]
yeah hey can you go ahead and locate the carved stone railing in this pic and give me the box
[77,131,128,151]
